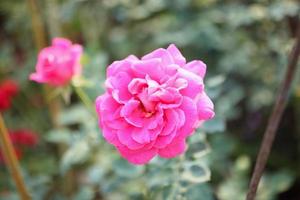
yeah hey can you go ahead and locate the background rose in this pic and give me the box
[96,44,214,165]
[0,79,19,111]
[0,129,38,164]
[29,38,83,86]
[9,129,39,147]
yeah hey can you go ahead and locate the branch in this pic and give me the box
[0,114,31,200]
[246,23,300,200]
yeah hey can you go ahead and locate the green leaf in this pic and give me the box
[186,184,214,200]
[112,159,145,178]
[58,104,92,126]
[45,129,72,144]
[60,141,90,174]
[181,162,211,183]
[202,117,226,133]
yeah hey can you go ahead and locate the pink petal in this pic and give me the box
[142,48,174,66]
[160,109,178,136]
[106,72,132,103]
[154,130,177,149]
[154,88,183,109]
[125,55,139,62]
[107,59,133,77]
[29,73,45,84]
[95,94,120,115]
[52,38,72,48]
[174,78,188,90]
[176,108,186,129]
[120,99,140,117]
[158,139,186,158]
[132,59,163,81]
[128,78,147,94]
[117,129,145,150]
[183,60,206,78]
[101,124,122,147]
[197,92,215,120]
[70,44,83,75]
[148,125,163,141]
[177,68,204,99]
[104,118,128,130]
[117,146,157,165]
[131,127,151,144]
[166,44,186,66]
[176,97,198,139]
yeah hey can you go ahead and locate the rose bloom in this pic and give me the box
[0,129,38,163]
[30,38,83,86]
[95,44,214,165]
[9,129,39,146]
[0,79,19,111]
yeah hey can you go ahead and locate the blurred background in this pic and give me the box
[0,0,300,199]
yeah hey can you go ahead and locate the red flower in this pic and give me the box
[0,129,38,164]
[0,79,19,112]
[9,129,39,146]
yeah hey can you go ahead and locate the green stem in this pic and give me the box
[73,86,96,117]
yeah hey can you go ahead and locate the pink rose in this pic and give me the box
[95,44,214,165]
[30,38,83,86]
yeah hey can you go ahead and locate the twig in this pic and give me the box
[246,23,300,200]
[0,114,31,200]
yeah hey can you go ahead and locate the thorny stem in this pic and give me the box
[246,23,300,200]
[0,114,31,200]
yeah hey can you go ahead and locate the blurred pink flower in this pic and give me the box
[95,44,214,165]
[30,38,83,86]
[0,79,19,112]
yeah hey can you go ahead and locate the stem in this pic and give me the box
[246,23,300,200]
[46,0,61,37]
[27,0,62,127]
[26,0,47,50]
[73,85,96,117]
[0,114,31,200]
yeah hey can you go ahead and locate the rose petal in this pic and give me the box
[176,97,198,139]
[107,59,133,77]
[160,109,178,136]
[117,129,145,150]
[117,146,157,165]
[183,60,206,78]
[142,48,174,66]
[158,139,186,158]
[106,72,132,103]
[177,68,204,99]
[132,58,163,81]
[52,38,72,48]
[128,78,147,95]
[131,127,151,144]
[101,124,122,147]
[166,44,186,66]
[197,92,215,120]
